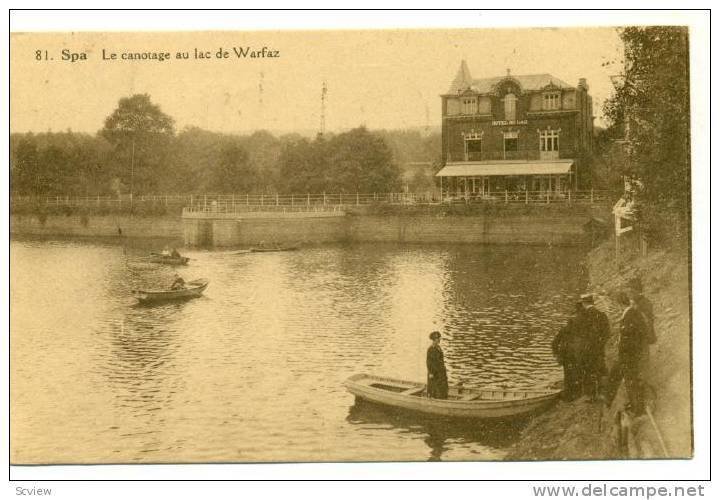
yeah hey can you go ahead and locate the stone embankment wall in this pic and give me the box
[11,204,610,247]
[10,214,183,239]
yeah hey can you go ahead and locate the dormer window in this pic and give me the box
[543,92,561,110]
[462,97,476,115]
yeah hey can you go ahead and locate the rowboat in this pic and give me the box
[146,253,190,265]
[343,374,560,420]
[133,279,209,304]
[249,246,298,253]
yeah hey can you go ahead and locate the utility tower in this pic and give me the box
[320,80,327,136]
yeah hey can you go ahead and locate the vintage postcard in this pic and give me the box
[9,17,701,478]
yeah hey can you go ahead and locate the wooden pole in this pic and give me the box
[645,406,670,458]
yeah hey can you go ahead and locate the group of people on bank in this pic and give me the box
[552,278,656,415]
[423,277,656,417]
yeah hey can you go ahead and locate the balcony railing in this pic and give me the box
[450,149,575,162]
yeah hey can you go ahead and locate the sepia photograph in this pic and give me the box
[7,10,707,486]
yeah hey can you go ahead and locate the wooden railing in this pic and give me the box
[10,190,610,211]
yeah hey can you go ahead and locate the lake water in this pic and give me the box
[10,237,587,463]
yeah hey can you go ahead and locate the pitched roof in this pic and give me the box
[449,60,474,94]
[446,63,574,94]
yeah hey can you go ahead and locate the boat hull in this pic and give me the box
[344,374,559,420]
[249,247,298,253]
[134,279,209,304]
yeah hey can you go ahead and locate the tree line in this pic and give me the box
[11,94,440,197]
[601,26,691,243]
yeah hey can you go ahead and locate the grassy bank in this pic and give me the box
[506,239,692,460]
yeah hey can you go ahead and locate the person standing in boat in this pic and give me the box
[427,331,449,399]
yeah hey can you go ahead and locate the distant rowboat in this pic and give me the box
[249,246,298,253]
[343,374,560,420]
[133,279,209,304]
[146,253,190,265]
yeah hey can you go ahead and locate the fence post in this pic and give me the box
[307,193,310,206]
[356,192,360,206]
[323,192,326,206]
[276,193,279,206]
[505,190,508,203]
[97,195,100,207]
[546,190,550,204]
[525,189,528,205]
[590,188,594,204]
[261,194,264,206]
[246,194,249,205]
[204,194,207,211]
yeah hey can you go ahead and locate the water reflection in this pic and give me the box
[346,399,525,461]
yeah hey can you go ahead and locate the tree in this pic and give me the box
[209,143,258,193]
[11,135,41,195]
[326,127,401,193]
[100,94,175,194]
[603,27,690,240]
[277,136,329,193]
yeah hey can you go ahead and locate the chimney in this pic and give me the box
[578,78,588,91]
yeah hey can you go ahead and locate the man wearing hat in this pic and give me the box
[426,331,448,399]
[606,291,650,414]
[581,293,610,401]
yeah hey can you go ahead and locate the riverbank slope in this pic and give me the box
[507,240,692,460]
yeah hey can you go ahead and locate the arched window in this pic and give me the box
[504,93,517,121]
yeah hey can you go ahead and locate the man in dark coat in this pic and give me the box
[581,294,611,400]
[606,292,650,415]
[552,301,586,401]
[427,331,449,399]
[630,277,656,346]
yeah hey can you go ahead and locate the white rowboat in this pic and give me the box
[344,374,560,419]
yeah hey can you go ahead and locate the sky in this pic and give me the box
[10,27,623,135]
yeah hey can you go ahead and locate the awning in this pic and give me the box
[435,160,574,177]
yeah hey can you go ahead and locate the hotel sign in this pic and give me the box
[492,120,528,126]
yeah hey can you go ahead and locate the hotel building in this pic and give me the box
[436,61,594,199]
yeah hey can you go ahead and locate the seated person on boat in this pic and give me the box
[170,274,186,290]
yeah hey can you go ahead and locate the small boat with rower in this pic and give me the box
[343,374,560,420]
[133,279,209,304]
